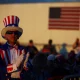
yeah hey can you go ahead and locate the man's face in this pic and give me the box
[5,30,19,44]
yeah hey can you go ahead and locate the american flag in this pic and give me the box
[49,7,80,30]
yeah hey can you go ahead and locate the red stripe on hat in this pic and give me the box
[12,16,14,24]
[3,19,5,26]
[4,18,7,27]
[8,16,10,25]
[6,17,8,26]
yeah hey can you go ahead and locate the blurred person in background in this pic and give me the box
[73,38,80,54]
[25,40,38,59]
[46,39,57,55]
[59,43,68,59]
[73,38,80,49]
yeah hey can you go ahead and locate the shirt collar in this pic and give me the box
[7,42,18,49]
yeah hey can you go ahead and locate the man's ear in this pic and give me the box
[17,35,19,39]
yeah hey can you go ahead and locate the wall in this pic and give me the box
[0,2,80,46]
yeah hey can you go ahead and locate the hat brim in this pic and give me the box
[1,26,23,39]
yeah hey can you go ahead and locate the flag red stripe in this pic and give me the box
[60,14,79,16]
[49,27,79,30]
[49,26,79,28]
[49,27,79,29]
[49,20,79,23]
[49,19,79,21]
[50,17,79,19]
[61,16,79,19]
[49,26,79,29]
[61,10,79,12]
[49,24,79,27]
[49,22,79,24]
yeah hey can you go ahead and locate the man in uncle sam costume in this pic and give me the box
[0,15,29,80]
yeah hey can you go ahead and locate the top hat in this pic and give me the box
[1,15,23,39]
